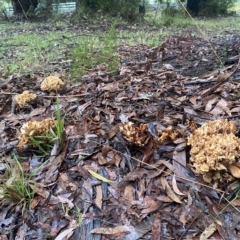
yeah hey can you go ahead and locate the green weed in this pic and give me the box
[0,155,40,210]
[70,20,120,80]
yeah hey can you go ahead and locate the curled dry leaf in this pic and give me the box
[228,163,240,178]
[172,174,185,196]
[160,177,182,204]
[55,227,76,240]
[200,223,217,240]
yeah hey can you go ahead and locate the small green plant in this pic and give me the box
[70,20,120,80]
[62,203,71,217]
[76,207,82,226]
[217,180,240,215]
[232,92,240,100]
[0,155,39,210]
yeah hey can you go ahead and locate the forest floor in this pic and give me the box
[0,9,240,240]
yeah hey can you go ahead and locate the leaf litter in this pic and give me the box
[0,27,240,240]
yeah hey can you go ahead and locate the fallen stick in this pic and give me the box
[201,59,240,97]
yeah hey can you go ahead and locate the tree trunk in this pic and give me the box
[187,0,205,15]
[187,0,199,15]
[11,0,38,15]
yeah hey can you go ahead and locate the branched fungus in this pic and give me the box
[187,119,240,185]
[119,122,149,146]
[158,126,178,143]
[15,91,37,108]
[40,76,65,92]
[18,118,56,148]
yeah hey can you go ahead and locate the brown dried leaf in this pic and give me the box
[91,226,131,237]
[108,125,118,139]
[141,196,161,215]
[55,227,77,240]
[57,195,74,209]
[95,185,102,209]
[172,174,185,196]
[228,164,240,178]
[173,150,187,179]
[155,195,173,203]
[205,98,217,112]
[179,192,193,226]
[160,177,182,203]
[210,99,230,116]
[200,223,217,240]
[123,184,135,201]
[150,212,161,240]
[59,173,78,192]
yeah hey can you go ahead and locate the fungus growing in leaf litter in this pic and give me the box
[15,91,37,107]
[119,122,178,146]
[119,122,149,146]
[158,126,178,143]
[187,119,240,186]
[40,76,65,92]
[18,118,56,148]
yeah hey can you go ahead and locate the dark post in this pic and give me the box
[187,0,199,15]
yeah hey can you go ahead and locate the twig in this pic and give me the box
[0,92,91,97]
[178,212,202,240]
[201,59,240,97]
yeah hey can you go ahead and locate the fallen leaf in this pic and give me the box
[55,227,77,240]
[123,184,135,201]
[57,195,74,209]
[141,196,161,215]
[160,177,182,203]
[172,174,186,196]
[172,150,187,179]
[88,169,114,183]
[150,212,161,240]
[228,164,240,178]
[91,226,131,237]
[95,185,102,209]
[200,223,217,240]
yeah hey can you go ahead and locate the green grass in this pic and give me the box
[1,3,240,77]
[70,20,121,79]
[0,155,39,210]
[145,2,240,36]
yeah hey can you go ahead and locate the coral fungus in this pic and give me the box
[188,119,240,185]
[158,126,177,143]
[119,122,149,146]
[18,118,56,148]
[15,91,37,108]
[41,76,65,92]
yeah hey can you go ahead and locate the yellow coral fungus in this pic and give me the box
[119,122,149,146]
[158,126,177,143]
[40,76,65,92]
[15,91,37,108]
[18,118,56,148]
[188,119,240,184]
